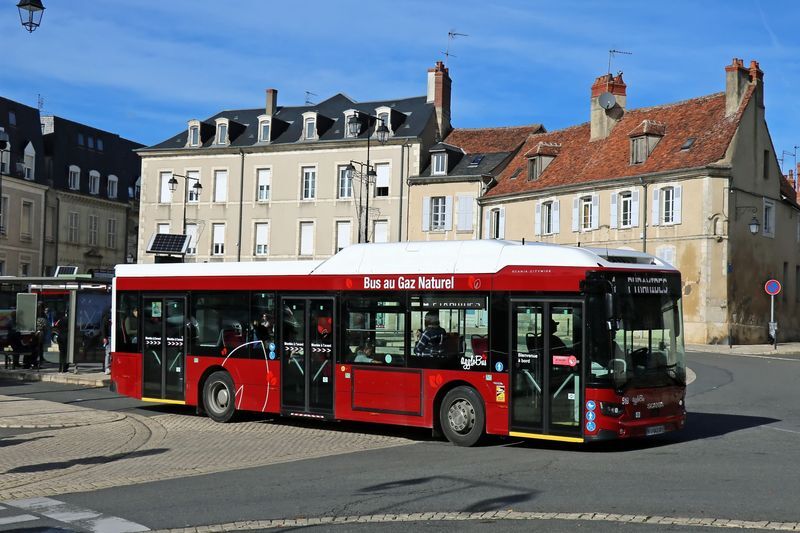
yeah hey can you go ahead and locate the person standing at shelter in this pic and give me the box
[55,312,70,373]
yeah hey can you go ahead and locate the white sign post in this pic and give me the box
[764,279,781,349]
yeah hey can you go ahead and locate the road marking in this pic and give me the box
[5,496,149,532]
[0,514,38,525]
[146,511,800,531]
[765,426,800,435]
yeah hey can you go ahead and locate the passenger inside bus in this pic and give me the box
[526,318,567,354]
[353,342,377,364]
[414,311,447,356]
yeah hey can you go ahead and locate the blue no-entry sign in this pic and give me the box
[765,279,782,296]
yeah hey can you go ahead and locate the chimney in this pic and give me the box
[748,59,764,109]
[427,61,452,138]
[590,72,626,141]
[724,58,750,116]
[265,88,278,116]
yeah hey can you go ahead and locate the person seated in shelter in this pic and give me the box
[414,311,447,356]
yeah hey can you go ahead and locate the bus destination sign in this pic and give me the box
[614,273,680,296]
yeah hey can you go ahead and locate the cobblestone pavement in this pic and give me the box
[0,394,415,501]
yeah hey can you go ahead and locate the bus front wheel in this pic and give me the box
[203,371,237,423]
[439,386,485,447]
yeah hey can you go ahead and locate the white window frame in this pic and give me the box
[188,123,200,147]
[580,196,593,231]
[107,175,118,199]
[259,118,271,143]
[336,220,352,252]
[157,223,170,235]
[89,170,100,195]
[299,221,314,256]
[662,186,675,224]
[23,142,35,180]
[213,169,228,203]
[487,207,505,239]
[337,165,353,199]
[254,222,269,256]
[88,214,98,246]
[186,170,201,202]
[20,200,33,240]
[631,136,647,164]
[216,120,228,145]
[68,165,80,190]
[373,220,389,243]
[304,117,316,140]
[68,212,79,243]
[107,218,117,249]
[430,196,446,230]
[432,152,447,176]
[159,171,173,203]
[0,195,8,235]
[185,223,198,255]
[301,166,316,200]
[256,168,271,202]
[374,162,390,197]
[212,223,225,256]
[763,198,776,238]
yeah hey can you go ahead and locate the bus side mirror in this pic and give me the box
[605,293,619,331]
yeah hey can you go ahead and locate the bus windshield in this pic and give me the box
[588,291,686,390]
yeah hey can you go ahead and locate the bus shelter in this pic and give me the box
[0,275,112,368]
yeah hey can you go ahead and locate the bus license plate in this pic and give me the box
[646,425,665,436]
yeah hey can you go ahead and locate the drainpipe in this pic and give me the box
[640,178,648,253]
[54,196,60,269]
[40,188,47,275]
[237,149,245,261]
[398,143,405,242]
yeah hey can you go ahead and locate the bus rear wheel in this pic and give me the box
[440,386,485,447]
[203,371,237,423]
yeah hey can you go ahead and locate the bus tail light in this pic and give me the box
[600,402,624,417]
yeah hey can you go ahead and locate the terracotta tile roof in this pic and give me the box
[486,88,754,198]
[442,124,544,155]
[779,175,800,209]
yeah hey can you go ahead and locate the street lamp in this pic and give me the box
[167,173,202,235]
[345,112,389,243]
[734,205,760,236]
[0,129,9,236]
[17,0,45,33]
[748,216,760,235]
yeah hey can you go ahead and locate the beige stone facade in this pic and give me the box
[0,176,46,276]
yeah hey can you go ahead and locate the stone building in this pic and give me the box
[476,59,797,344]
[136,62,452,263]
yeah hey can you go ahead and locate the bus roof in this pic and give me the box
[115,241,676,278]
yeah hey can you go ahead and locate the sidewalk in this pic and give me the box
[0,350,109,388]
[686,342,800,357]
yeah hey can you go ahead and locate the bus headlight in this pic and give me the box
[600,402,625,417]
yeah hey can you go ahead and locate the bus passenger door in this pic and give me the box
[281,298,334,416]
[141,295,187,402]
[510,300,583,440]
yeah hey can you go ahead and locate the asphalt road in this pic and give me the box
[1,350,798,532]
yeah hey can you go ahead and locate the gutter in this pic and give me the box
[237,149,245,261]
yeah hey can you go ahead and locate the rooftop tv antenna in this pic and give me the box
[607,49,632,76]
[598,49,632,110]
[37,93,44,113]
[304,91,318,106]
[443,30,468,66]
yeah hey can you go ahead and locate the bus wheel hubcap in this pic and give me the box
[212,383,229,411]
[448,400,474,433]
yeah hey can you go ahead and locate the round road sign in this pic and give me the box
[765,279,782,296]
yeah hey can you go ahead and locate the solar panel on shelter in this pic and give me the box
[146,233,190,255]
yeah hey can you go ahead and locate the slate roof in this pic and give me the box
[144,93,435,151]
[486,88,754,198]
[417,124,543,178]
[0,97,46,183]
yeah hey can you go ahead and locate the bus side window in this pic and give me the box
[341,293,405,366]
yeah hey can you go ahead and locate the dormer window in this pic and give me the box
[215,119,229,145]
[432,152,447,176]
[188,123,200,147]
[304,117,316,140]
[374,106,394,137]
[107,175,118,199]
[525,142,559,180]
[68,165,80,190]
[528,157,544,180]
[23,142,35,180]
[259,118,271,142]
[629,120,665,164]
[89,170,100,194]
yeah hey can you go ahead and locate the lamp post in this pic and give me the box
[17,0,45,33]
[345,112,389,243]
[0,129,9,236]
[734,205,761,235]
[167,173,202,235]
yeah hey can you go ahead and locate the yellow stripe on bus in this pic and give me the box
[140,397,186,405]
[509,431,584,443]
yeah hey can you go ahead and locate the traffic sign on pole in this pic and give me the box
[765,279,782,296]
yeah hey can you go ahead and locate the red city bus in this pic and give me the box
[110,241,686,446]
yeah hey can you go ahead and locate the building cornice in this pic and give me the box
[407,174,487,186]
[54,189,132,209]
[479,164,732,205]
[137,136,422,159]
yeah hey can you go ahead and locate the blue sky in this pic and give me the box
[3,0,799,172]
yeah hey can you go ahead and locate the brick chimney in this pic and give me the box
[748,60,764,109]
[590,72,626,141]
[427,61,452,138]
[725,58,750,116]
[265,88,278,116]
